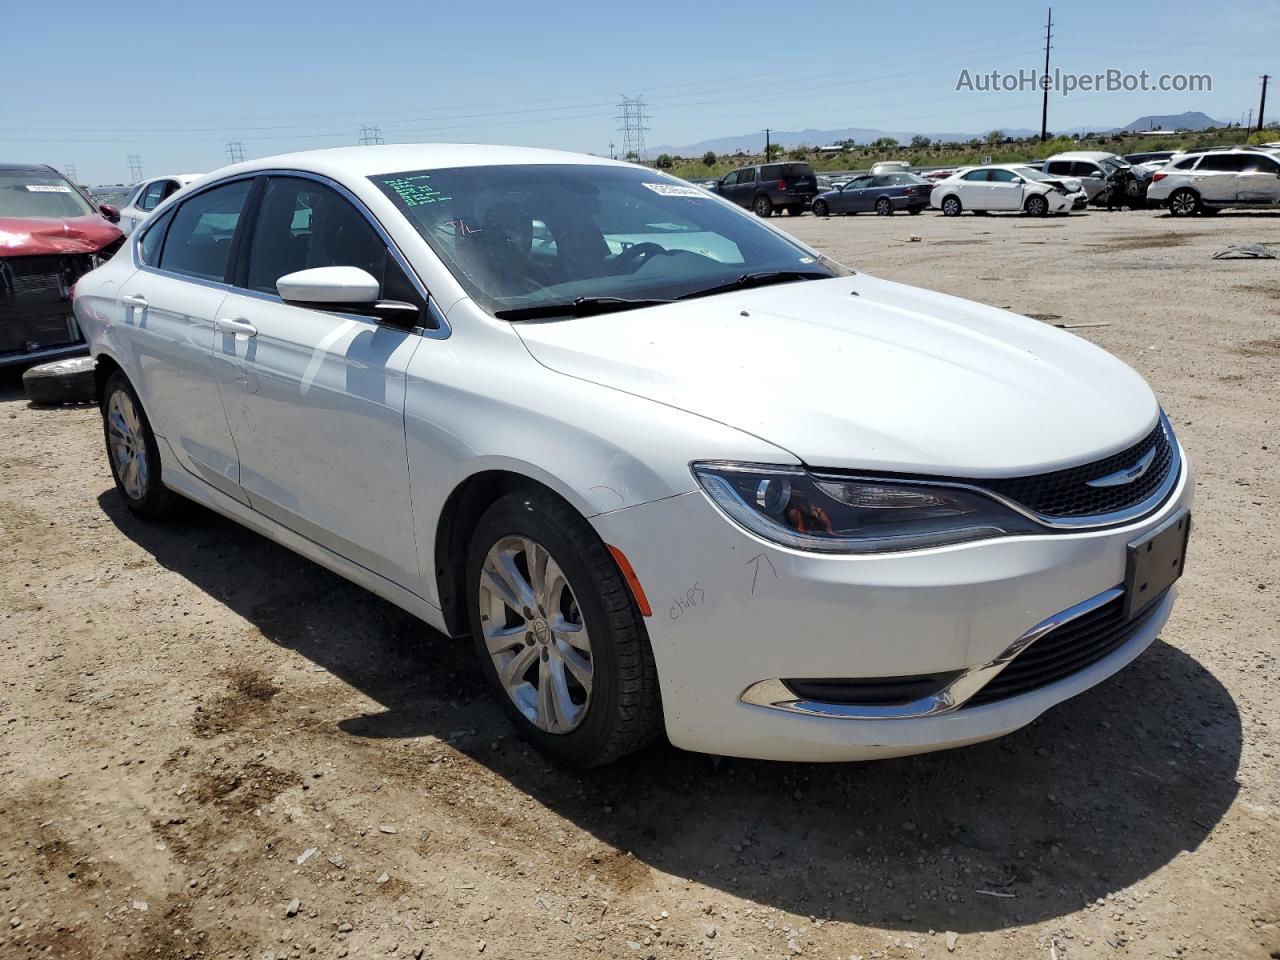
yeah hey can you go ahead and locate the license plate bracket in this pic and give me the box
[1124,509,1190,620]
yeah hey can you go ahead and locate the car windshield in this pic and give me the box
[372,164,847,318]
[0,170,96,219]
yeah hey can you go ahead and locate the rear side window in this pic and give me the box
[159,179,252,282]
[1170,156,1199,170]
[738,167,757,184]
[1045,161,1071,175]
[780,163,815,177]
[760,164,781,180]
[138,207,176,265]
[962,170,989,181]
[1198,154,1248,172]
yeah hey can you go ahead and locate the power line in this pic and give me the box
[616,96,649,162]
[358,125,385,145]
[127,154,143,181]
[225,140,246,164]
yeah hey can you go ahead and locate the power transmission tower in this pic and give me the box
[127,155,144,181]
[64,164,77,183]
[358,125,385,145]
[616,97,649,162]
[1040,7,1053,142]
[1259,74,1270,134]
[225,140,246,164]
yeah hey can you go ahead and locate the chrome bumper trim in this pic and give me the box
[740,586,1125,720]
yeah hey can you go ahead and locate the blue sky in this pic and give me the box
[1,0,1275,184]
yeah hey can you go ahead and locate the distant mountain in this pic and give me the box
[648,112,1231,156]
[1115,111,1226,133]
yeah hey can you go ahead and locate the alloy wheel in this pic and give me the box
[478,535,593,734]
[876,198,892,215]
[1170,190,1197,216]
[107,390,149,500]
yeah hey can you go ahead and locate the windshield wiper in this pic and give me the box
[495,296,676,322]
[675,270,832,301]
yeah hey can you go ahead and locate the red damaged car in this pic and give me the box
[1,163,124,366]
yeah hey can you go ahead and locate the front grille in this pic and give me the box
[980,420,1174,519]
[963,590,1166,708]
[1,254,91,357]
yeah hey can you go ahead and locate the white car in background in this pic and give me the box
[931,163,1087,216]
[117,173,202,235]
[1147,147,1280,215]
[72,144,1190,767]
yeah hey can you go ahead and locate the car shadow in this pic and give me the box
[98,488,1242,934]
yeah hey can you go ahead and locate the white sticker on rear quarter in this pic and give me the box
[641,182,706,198]
[25,184,71,192]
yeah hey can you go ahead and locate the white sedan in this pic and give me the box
[73,145,1190,766]
[931,164,1087,216]
[117,173,202,235]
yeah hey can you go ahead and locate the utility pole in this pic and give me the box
[1245,108,1253,138]
[608,141,615,159]
[1258,74,1270,136]
[1040,7,1053,142]
[225,140,246,164]
[127,154,143,182]
[764,128,771,159]
[616,97,649,162]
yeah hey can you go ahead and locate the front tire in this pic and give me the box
[1024,194,1049,217]
[1168,189,1200,217]
[466,489,662,767]
[875,197,894,215]
[941,195,962,216]
[753,195,774,217]
[101,370,178,520]
[812,199,829,217]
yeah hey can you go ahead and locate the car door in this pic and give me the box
[716,170,738,202]
[734,166,757,207]
[838,176,872,211]
[211,174,425,588]
[1069,162,1107,200]
[986,168,1023,209]
[956,169,991,207]
[118,178,254,503]
[122,178,167,236]
[1237,154,1280,204]
[1193,154,1246,202]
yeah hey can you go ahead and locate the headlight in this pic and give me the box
[691,462,1042,554]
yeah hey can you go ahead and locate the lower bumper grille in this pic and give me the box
[963,590,1167,708]
[1,254,90,358]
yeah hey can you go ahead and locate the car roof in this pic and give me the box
[0,162,59,175]
[197,144,633,187]
[1045,151,1117,162]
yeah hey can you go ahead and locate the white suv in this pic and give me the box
[1146,147,1280,216]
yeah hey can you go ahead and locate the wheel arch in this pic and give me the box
[433,469,591,638]
[93,351,125,405]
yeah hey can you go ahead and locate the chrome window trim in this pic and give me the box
[809,412,1181,531]
[740,585,1127,720]
[130,168,450,340]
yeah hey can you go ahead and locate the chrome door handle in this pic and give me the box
[215,317,258,337]
[122,294,148,308]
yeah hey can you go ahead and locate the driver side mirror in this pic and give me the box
[100,203,120,224]
[276,266,420,327]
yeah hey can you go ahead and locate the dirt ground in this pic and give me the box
[1,206,1277,960]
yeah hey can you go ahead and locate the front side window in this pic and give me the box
[0,168,96,219]
[243,176,422,311]
[159,179,252,282]
[720,171,738,187]
[372,164,846,317]
[845,176,873,189]
[1045,161,1071,175]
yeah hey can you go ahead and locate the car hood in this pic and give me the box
[0,214,122,256]
[513,274,1158,477]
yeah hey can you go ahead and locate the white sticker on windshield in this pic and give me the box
[641,182,706,198]
[25,184,71,193]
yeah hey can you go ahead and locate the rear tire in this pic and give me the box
[101,370,179,520]
[812,199,829,217]
[941,195,962,216]
[753,195,774,218]
[875,197,894,215]
[466,489,662,768]
[908,206,922,215]
[786,204,805,216]
[1168,189,1200,217]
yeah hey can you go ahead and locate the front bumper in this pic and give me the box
[591,450,1192,761]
